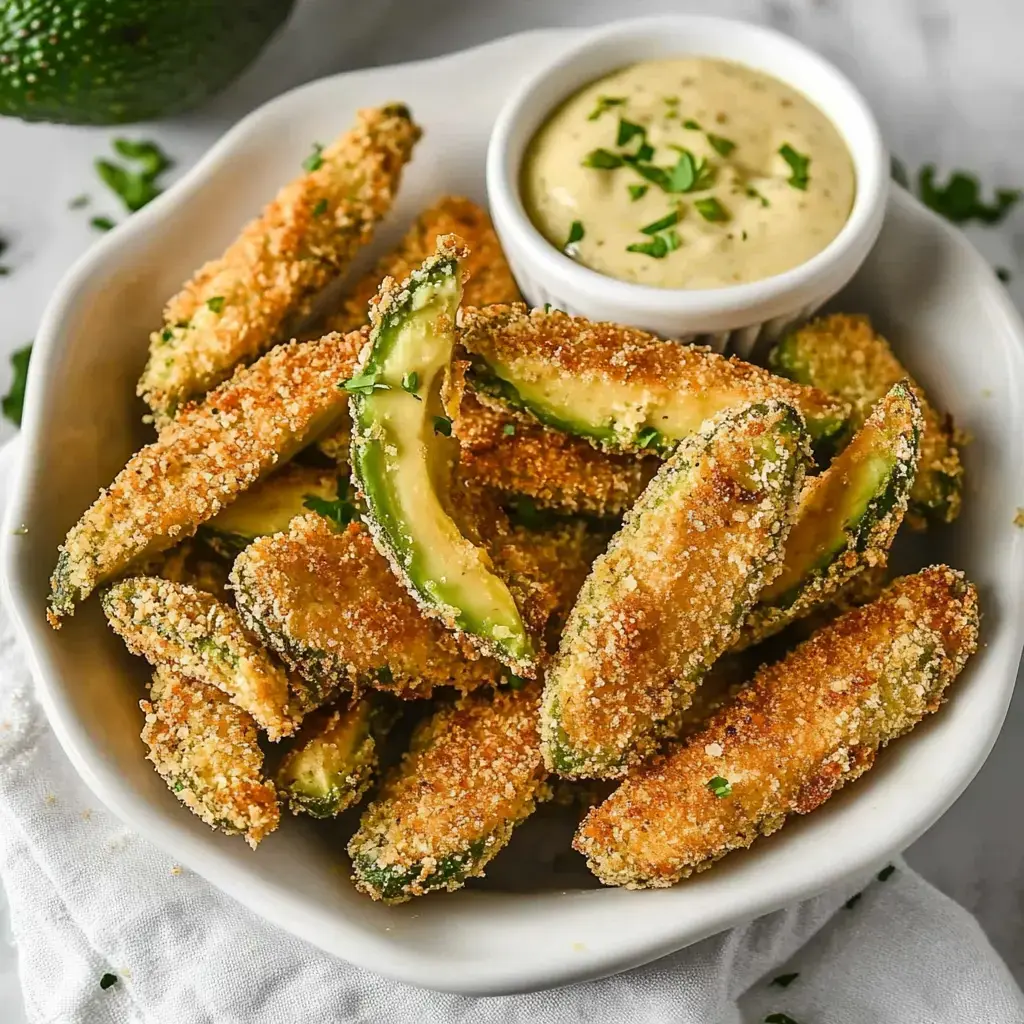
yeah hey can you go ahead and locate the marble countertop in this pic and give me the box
[2,0,1023,1016]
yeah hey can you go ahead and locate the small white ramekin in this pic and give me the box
[486,15,889,357]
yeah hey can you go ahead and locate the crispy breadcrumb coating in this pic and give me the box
[770,313,963,528]
[102,577,300,740]
[459,304,850,453]
[139,105,421,420]
[49,331,363,624]
[348,685,547,902]
[576,566,979,888]
[324,195,520,335]
[141,666,279,849]
[541,402,808,779]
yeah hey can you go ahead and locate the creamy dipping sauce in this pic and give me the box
[522,57,856,289]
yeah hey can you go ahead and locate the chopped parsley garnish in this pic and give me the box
[746,186,770,208]
[96,138,173,213]
[706,133,736,157]
[663,96,679,106]
[778,144,811,190]
[629,184,649,201]
[206,296,225,314]
[312,198,328,218]
[844,892,862,909]
[2,344,31,426]
[683,118,702,130]
[68,194,90,209]
[0,268,9,277]
[640,210,681,235]
[877,863,896,881]
[433,415,453,437]
[582,148,624,170]
[340,372,390,396]
[917,166,1021,225]
[563,219,585,255]
[90,216,116,232]
[626,230,680,259]
[587,95,626,121]
[694,197,729,222]
[771,973,799,988]
[303,480,358,530]
[765,1015,799,1024]
[997,266,1012,283]
[706,775,732,798]
[616,118,646,147]
[401,370,421,399]
[636,426,659,449]
[99,973,118,990]
[503,422,516,436]
[303,142,324,172]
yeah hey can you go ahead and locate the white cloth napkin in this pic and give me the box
[1,440,1022,1024]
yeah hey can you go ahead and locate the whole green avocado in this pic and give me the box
[0,0,295,124]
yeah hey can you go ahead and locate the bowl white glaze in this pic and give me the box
[2,28,1023,997]
[487,15,888,355]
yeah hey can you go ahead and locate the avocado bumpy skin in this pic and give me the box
[0,0,295,125]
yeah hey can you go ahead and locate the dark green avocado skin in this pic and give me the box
[0,0,295,124]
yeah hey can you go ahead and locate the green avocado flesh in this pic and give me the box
[350,256,536,671]
[0,0,294,124]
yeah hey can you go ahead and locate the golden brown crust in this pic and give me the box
[140,105,421,420]
[324,195,520,335]
[575,566,979,888]
[103,577,299,740]
[348,686,547,901]
[50,331,364,624]
[142,666,279,849]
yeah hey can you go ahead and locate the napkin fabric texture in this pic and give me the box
[1,442,1022,1024]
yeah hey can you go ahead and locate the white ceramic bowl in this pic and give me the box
[487,15,889,355]
[3,28,1024,997]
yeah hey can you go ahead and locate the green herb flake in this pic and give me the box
[663,96,679,106]
[401,370,421,399]
[877,864,896,882]
[640,210,681,235]
[303,142,325,173]
[616,118,646,148]
[340,372,391,396]
[779,144,811,190]
[90,216,116,232]
[312,198,328,218]
[303,481,358,530]
[706,133,736,157]
[694,197,729,222]
[626,235,669,259]
[433,415,453,437]
[997,266,1012,283]
[587,96,626,121]
[68,194,90,209]
[563,219,585,255]
[113,138,172,179]
[582,148,624,170]
[99,973,118,991]
[683,118,702,130]
[771,973,799,988]
[917,166,1021,225]
[844,892,863,909]
[206,296,225,314]
[2,344,31,426]
[628,184,649,201]
[746,186,770,208]
[0,267,8,277]
[706,775,732,798]
[636,426,659,449]
[765,1015,799,1024]
[667,150,697,192]
[503,422,516,436]
[97,138,173,213]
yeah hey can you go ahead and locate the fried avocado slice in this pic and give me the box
[139,105,421,421]
[324,195,520,335]
[348,686,547,902]
[541,401,808,780]
[739,381,922,647]
[769,313,963,528]
[349,238,537,674]
[575,566,979,888]
[141,666,279,849]
[102,577,299,739]
[275,697,395,818]
[459,305,850,457]
[453,392,657,516]
[49,330,364,624]
[199,463,344,557]
[231,514,502,700]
